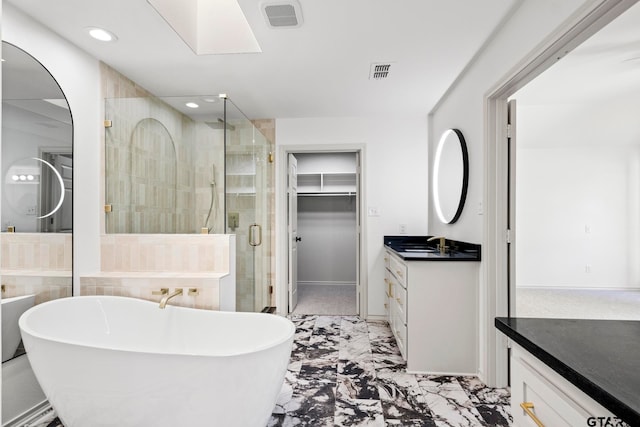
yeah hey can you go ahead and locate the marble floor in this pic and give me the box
[269,315,511,426]
[32,315,511,426]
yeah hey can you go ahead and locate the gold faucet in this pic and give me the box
[427,236,448,254]
[159,288,183,309]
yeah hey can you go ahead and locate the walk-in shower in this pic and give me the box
[104,94,273,312]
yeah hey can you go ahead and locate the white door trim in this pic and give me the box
[482,0,638,387]
[275,144,367,318]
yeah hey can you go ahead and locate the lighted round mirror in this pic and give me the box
[4,157,66,221]
[433,128,469,224]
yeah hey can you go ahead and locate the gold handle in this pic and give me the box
[396,297,403,307]
[188,288,200,296]
[249,223,262,246]
[384,303,388,309]
[396,270,403,277]
[152,288,169,296]
[520,402,544,427]
[384,257,389,261]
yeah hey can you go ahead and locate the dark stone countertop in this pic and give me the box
[495,316,640,426]
[384,235,481,261]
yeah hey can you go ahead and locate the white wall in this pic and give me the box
[428,0,593,382]
[276,116,429,317]
[3,4,102,293]
[428,0,589,241]
[516,146,640,288]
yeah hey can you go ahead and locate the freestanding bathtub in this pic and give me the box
[19,295,295,427]
[2,294,36,362]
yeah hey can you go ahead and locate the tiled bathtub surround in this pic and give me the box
[81,234,235,310]
[1,233,72,304]
[100,234,231,272]
[37,316,510,427]
[1,233,72,272]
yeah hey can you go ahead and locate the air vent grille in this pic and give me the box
[369,63,392,80]
[262,1,303,28]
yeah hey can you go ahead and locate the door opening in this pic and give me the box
[285,150,362,316]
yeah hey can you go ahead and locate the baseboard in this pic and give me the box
[5,400,52,427]
[298,281,357,287]
[365,314,387,322]
[517,285,640,291]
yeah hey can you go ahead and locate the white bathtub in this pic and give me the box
[2,294,36,362]
[19,295,295,427]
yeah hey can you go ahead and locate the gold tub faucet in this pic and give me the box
[159,288,183,309]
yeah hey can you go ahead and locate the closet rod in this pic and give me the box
[297,192,356,197]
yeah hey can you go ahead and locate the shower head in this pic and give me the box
[204,118,236,131]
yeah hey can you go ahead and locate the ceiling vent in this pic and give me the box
[262,0,303,28]
[369,63,392,80]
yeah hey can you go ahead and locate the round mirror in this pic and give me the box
[433,128,469,224]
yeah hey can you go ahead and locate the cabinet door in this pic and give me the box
[511,346,617,427]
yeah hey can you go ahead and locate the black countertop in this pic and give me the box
[495,317,640,426]
[384,235,481,261]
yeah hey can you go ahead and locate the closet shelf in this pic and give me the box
[297,172,356,194]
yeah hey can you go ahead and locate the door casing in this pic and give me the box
[276,144,366,317]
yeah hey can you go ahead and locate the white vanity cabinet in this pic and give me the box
[384,249,478,374]
[510,344,617,427]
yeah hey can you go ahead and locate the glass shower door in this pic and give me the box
[224,98,272,312]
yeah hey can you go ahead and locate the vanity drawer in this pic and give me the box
[389,255,407,288]
[394,282,407,324]
[511,345,616,427]
[384,251,391,270]
[392,308,407,360]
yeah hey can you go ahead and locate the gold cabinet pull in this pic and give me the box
[396,270,403,277]
[396,297,403,307]
[520,402,544,427]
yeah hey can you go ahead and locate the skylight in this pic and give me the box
[147,0,261,55]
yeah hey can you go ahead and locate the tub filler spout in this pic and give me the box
[159,288,183,309]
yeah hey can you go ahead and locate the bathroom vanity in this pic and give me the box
[383,235,480,374]
[496,317,639,426]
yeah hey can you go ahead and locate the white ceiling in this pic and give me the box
[6,0,519,119]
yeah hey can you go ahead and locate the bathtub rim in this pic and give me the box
[19,295,296,358]
[2,294,37,304]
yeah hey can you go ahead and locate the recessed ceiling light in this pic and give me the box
[185,102,199,109]
[86,27,118,42]
[201,97,218,103]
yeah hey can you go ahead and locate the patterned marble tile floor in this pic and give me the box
[270,315,510,426]
[35,315,511,426]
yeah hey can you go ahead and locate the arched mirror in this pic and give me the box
[1,41,73,424]
[433,128,469,224]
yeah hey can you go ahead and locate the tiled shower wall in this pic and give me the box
[101,63,225,234]
[1,233,72,304]
[100,63,275,311]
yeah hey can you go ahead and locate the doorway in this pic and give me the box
[484,0,639,387]
[510,2,640,320]
[284,150,362,316]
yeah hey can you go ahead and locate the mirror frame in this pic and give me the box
[433,128,469,224]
